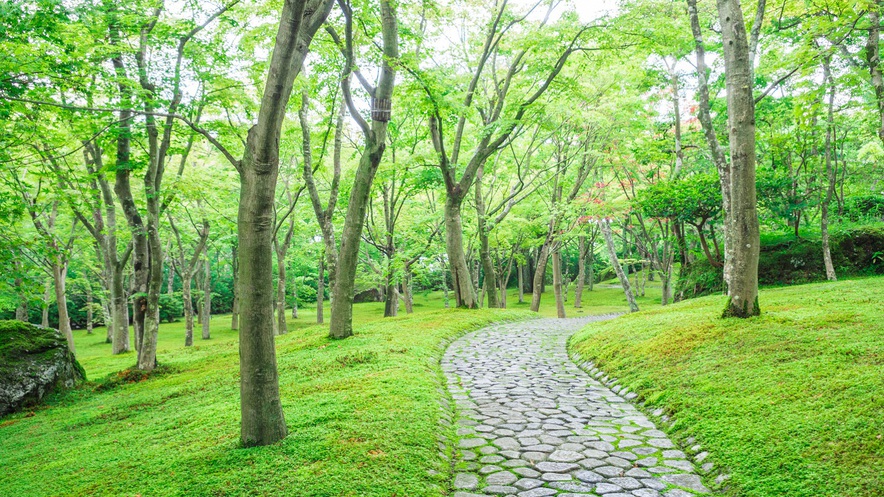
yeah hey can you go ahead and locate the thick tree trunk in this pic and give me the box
[52,263,75,353]
[530,241,550,312]
[602,220,639,313]
[110,255,129,353]
[202,257,211,339]
[718,0,761,318]
[867,1,884,145]
[444,198,478,309]
[552,246,566,318]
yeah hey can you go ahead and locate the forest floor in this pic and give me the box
[570,276,884,497]
[0,283,648,497]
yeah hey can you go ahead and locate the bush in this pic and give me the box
[675,225,884,298]
[158,293,184,323]
[842,194,884,223]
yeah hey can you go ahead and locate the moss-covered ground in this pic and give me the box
[570,276,884,497]
[0,283,650,496]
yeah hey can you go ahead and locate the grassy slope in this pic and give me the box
[0,281,651,497]
[570,277,884,497]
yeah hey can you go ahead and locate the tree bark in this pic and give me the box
[867,1,884,145]
[235,0,334,447]
[475,166,499,308]
[530,241,550,312]
[574,235,587,308]
[602,220,639,313]
[552,245,566,318]
[52,263,75,353]
[202,256,211,339]
[231,243,239,331]
[42,279,51,328]
[316,254,324,324]
[822,57,838,282]
[717,0,761,318]
[688,0,734,287]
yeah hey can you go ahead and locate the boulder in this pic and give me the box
[0,320,85,416]
[353,288,384,303]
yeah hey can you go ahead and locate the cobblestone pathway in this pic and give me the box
[442,317,710,497]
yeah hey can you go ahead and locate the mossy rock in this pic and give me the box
[0,320,85,416]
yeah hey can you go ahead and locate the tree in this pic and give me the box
[327,0,399,339]
[716,0,761,317]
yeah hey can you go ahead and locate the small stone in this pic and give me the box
[514,478,544,490]
[459,438,486,449]
[484,485,518,495]
[480,465,503,475]
[548,450,584,462]
[454,473,479,490]
[575,470,604,483]
[486,471,518,486]
[608,477,642,490]
[595,482,624,494]
[540,472,573,482]
[661,474,711,493]
[512,467,540,478]
[647,439,674,449]
[516,488,556,497]
[535,461,579,473]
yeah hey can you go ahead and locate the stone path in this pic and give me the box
[442,317,710,497]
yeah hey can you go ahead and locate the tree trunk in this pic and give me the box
[183,275,195,346]
[42,279,51,328]
[166,257,175,295]
[276,248,287,335]
[575,235,587,308]
[688,0,734,287]
[517,262,525,304]
[110,254,129,353]
[552,245,566,318]
[475,166,499,308]
[328,0,398,338]
[602,220,639,313]
[444,197,478,309]
[384,271,399,317]
[867,0,884,145]
[316,254,324,324]
[402,271,414,314]
[202,256,212,339]
[14,267,28,322]
[52,263,75,353]
[85,283,93,334]
[530,241,550,312]
[718,0,761,318]
[231,243,239,331]
[822,57,838,282]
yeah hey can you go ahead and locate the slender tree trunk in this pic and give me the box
[518,262,525,303]
[316,254,324,324]
[42,279,51,328]
[602,220,639,313]
[202,256,212,339]
[276,248,287,335]
[822,57,838,282]
[587,249,594,292]
[552,245,566,318]
[575,235,587,308]
[183,275,195,346]
[402,271,414,314]
[52,263,75,353]
[231,243,239,331]
[867,0,884,145]
[718,0,761,317]
[86,283,94,334]
[166,257,175,295]
[14,266,28,322]
[384,268,398,317]
[110,256,129,353]
[475,166,499,308]
[688,0,734,287]
[530,241,551,312]
[328,0,398,338]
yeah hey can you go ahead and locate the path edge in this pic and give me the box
[566,318,732,495]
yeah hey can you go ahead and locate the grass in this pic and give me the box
[0,276,659,496]
[569,276,884,497]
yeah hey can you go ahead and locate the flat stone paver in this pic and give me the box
[443,317,710,497]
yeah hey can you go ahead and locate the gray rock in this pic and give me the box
[0,321,85,416]
[454,473,479,490]
[661,474,711,493]
[486,471,518,486]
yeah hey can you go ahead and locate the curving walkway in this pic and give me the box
[442,317,710,497]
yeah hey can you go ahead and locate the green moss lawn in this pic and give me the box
[570,276,884,497]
